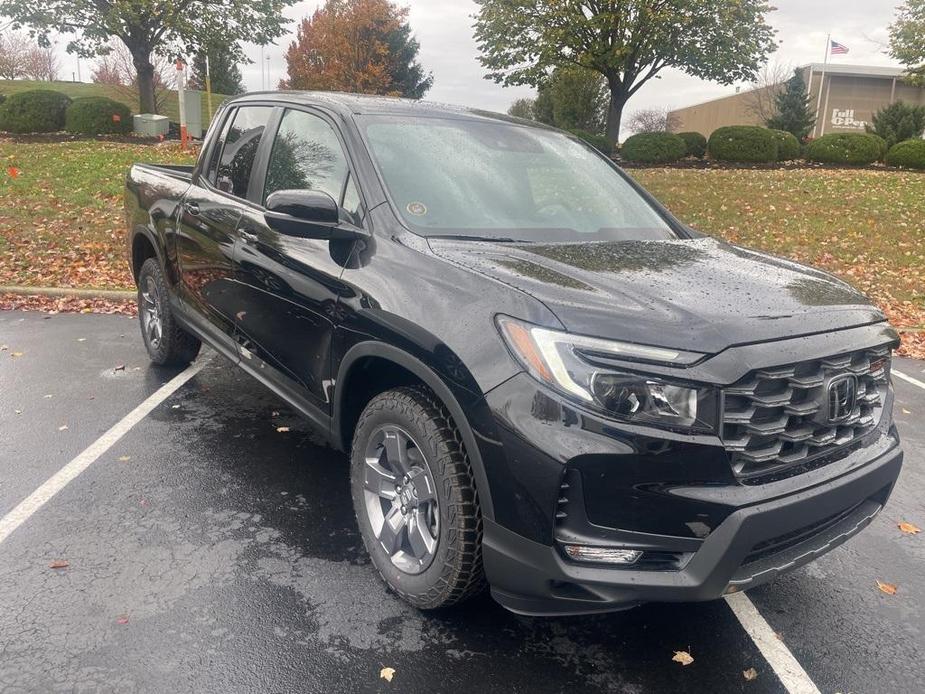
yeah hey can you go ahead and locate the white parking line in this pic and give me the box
[726,592,821,694]
[893,369,925,391]
[0,359,207,546]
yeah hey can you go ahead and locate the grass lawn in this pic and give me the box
[0,139,196,289]
[1,140,923,354]
[0,79,229,125]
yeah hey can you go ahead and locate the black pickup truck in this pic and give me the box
[125,91,903,616]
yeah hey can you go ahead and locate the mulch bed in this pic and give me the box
[615,157,922,173]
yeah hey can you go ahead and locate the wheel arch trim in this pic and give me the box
[130,224,165,280]
[333,341,495,521]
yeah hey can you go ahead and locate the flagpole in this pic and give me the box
[813,33,830,138]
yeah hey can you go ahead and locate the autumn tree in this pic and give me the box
[0,30,31,80]
[890,0,925,85]
[0,0,294,113]
[282,0,432,98]
[474,0,777,144]
[625,107,681,134]
[189,42,246,96]
[22,44,60,81]
[91,40,175,113]
[744,61,792,124]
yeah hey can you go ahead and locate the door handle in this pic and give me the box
[239,230,259,244]
[184,201,200,216]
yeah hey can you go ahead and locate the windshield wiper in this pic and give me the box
[436,234,530,243]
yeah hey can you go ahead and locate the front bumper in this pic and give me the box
[482,425,902,616]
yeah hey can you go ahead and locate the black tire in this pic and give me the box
[137,258,201,367]
[350,386,485,609]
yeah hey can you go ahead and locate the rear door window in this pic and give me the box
[214,106,274,198]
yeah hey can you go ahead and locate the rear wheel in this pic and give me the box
[350,386,485,609]
[137,258,201,366]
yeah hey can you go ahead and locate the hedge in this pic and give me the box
[770,129,801,161]
[677,131,707,158]
[65,96,133,135]
[568,128,612,154]
[0,89,72,133]
[885,139,925,170]
[805,133,882,165]
[867,133,889,161]
[708,126,778,162]
[621,132,687,164]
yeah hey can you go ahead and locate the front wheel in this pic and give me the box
[350,386,485,609]
[137,258,201,366]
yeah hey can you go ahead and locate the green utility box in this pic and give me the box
[133,113,170,137]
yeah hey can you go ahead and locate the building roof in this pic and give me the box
[669,63,913,114]
[805,63,907,79]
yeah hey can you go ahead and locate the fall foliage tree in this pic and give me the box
[281,0,432,98]
[91,40,174,113]
[474,0,777,144]
[890,0,925,85]
[0,30,32,80]
[0,0,294,113]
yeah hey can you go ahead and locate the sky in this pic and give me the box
[47,0,904,122]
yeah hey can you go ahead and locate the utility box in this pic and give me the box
[182,90,204,139]
[133,113,169,137]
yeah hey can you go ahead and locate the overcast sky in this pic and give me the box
[53,1,903,120]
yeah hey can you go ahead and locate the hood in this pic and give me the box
[428,237,886,354]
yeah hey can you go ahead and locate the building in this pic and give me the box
[669,64,925,137]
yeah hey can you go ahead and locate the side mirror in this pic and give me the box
[264,189,365,240]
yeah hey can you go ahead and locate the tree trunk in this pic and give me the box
[605,88,626,147]
[133,53,157,114]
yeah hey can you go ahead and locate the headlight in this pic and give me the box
[496,316,717,430]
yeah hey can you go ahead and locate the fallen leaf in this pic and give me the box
[672,650,694,666]
[58,425,69,431]
[118,456,131,462]
[10,351,24,357]
[898,521,920,535]
[114,364,126,372]
[901,408,911,414]
[7,166,20,178]
[380,667,396,682]
[743,667,758,681]
[116,614,129,625]
[276,426,290,433]
[877,580,898,595]
[48,559,69,569]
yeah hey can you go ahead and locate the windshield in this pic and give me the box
[359,115,678,242]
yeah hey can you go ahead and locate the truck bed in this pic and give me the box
[132,163,195,182]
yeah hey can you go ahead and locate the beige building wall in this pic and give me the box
[669,66,925,138]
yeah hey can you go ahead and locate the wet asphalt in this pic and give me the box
[1,309,923,694]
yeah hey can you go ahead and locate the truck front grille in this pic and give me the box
[722,345,891,482]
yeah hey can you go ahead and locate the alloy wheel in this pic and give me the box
[362,425,439,574]
[140,275,163,350]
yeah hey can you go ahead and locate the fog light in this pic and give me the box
[562,545,643,565]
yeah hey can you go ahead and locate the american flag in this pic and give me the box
[830,40,849,55]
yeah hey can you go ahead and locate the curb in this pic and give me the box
[0,285,135,300]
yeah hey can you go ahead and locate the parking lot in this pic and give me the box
[1,309,923,693]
